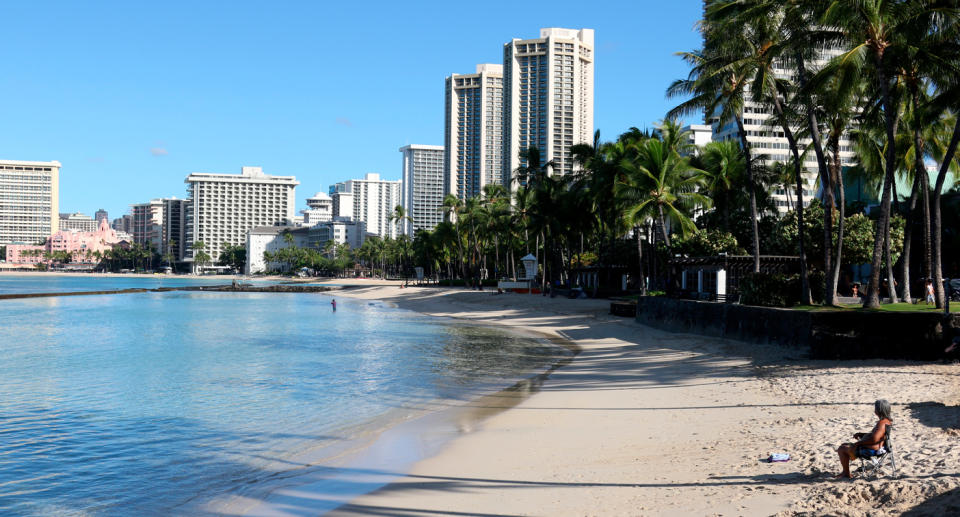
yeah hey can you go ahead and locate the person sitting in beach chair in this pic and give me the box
[835,399,894,478]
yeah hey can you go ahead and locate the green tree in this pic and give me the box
[675,229,745,257]
[218,242,246,272]
[617,128,709,249]
[669,31,762,272]
[390,205,413,237]
[191,241,210,273]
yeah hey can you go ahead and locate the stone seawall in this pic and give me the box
[636,297,955,360]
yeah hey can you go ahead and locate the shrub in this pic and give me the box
[740,272,799,307]
[808,270,826,305]
[741,271,826,307]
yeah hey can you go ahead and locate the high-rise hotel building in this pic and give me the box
[130,199,166,251]
[184,166,298,264]
[330,173,401,239]
[400,144,444,235]
[0,160,60,245]
[503,28,594,185]
[709,46,854,213]
[162,198,188,261]
[444,64,504,199]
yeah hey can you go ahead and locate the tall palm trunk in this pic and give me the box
[771,94,811,304]
[657,204,671,248]
[825,134,843,304]
[635,225,647,295]
[900,172,921,303]
[921,168,933,283]
[831,148,847,302]
[865,53,897,309]
[883,211,899,303]
[932,117,960,307]
[906,95,933,288]
[797,55,835,305]
[734,114,761,273]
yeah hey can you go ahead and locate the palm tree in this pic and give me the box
[816,0,947,307]
[927,27,960,306]
[704,0,819,302]
[481,183,510,280]
[389,204,413,237]
[668,38,761,272]
[695,140,746,233]
[618,135,710,251]
[191,241,210,274]
[513,147,555,189]
[441,194,468,282]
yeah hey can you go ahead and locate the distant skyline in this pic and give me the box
[0,1,702,219]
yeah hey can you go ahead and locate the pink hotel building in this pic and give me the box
[6,219,126,265]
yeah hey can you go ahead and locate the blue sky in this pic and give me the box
[0,1,703,219]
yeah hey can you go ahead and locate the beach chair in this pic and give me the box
[856,425,897,479]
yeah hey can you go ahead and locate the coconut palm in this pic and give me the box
[389,204,413,237]
[814,0,949,307]
[668,37,761,272]
[695,140,746,233]
[702,0,818,302]
[618,136,710,250]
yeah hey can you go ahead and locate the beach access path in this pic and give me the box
[258,282,960,516]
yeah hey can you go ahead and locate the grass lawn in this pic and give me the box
[793,302,960,313]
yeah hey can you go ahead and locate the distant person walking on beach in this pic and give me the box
[331,299,337,311]
[926,280,935,304]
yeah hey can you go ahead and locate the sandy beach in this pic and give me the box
[6,274,959,515]
[212,282,956,516]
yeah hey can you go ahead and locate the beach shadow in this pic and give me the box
[199,466,825,517]
[908,402,960,431]
[902,487,960,516]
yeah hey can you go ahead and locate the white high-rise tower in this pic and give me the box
[184,166,298,265]
[400,145,444,236]
[503,28,594,186]
[444,64,504,200]
[710,50,855,213]
[329,173,401,239]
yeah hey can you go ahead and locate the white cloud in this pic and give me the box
[150,147,169,156]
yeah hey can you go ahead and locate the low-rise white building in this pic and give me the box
[245,219,365,274]
[300,191,333,226]
[683,124,713,150]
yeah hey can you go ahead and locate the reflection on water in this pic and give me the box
[0,292,567,515]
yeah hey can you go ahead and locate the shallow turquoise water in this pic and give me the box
[0,285,562,515]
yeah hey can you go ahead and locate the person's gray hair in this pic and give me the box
[875,399,892,421]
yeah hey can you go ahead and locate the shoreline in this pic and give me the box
[198,295,577,516]
[249,284,960,516]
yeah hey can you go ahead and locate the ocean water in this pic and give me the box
[0,274,276,295]
[0,284,564,516]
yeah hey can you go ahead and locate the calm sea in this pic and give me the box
[0,274,276,295]
[0,277,563,516]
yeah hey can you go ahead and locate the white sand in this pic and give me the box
[237,283,960,516]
